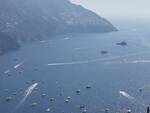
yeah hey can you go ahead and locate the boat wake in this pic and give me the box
[12,83,38,113]
[125,60,150,64]
[119,90,146,107]
[119,91,135,101]
[48,51,150,66]
[14,62,23,69]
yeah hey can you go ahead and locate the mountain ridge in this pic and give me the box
[0,0,117,55]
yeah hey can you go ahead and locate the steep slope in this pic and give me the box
[0,0,117,55]
[0,0,117,42]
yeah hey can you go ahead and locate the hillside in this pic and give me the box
[0,0,117,55]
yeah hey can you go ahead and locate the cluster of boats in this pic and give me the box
[101,41,127,55]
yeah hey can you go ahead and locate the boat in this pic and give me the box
[116,41,127,46]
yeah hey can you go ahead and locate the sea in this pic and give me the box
[0,19,150,113]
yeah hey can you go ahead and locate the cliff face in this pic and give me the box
[0,0,117,55]
[0,0,117,42]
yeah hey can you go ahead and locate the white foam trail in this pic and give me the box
[13,83,38,113]
[125,60,150,64]
[119,91,146,107]
[14,62,23,69]
[40,40,46,43]
[4,69,10,74]
[48,51,150,66]
[119,91,135,100]
[63,37,70,40]
[23,83,38,100]
[74,48,81,50]
[40,40,48,43]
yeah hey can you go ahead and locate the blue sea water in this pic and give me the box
[0,20,150,113]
